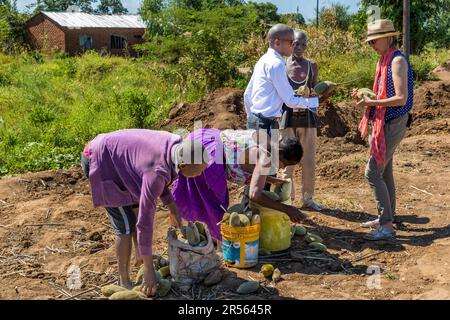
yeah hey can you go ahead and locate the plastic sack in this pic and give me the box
[168,223,221,291]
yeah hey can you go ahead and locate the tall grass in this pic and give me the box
[0,51,204,176]
[0,39,447,177]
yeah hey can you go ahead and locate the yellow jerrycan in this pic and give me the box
[249,179,293,252]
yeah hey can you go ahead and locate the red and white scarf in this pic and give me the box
[358,47,397,167]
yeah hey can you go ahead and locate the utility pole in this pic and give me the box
[403,0,410,58]
[316,0,319,27]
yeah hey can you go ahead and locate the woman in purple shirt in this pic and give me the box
[81,129,208,296]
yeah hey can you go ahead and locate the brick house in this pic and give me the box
[26,12,146,56]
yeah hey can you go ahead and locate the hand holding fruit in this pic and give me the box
[140,267,159,297]
[352,88,377,107]
[355,95,372,107]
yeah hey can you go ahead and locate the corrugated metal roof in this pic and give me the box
[42,12,146,29]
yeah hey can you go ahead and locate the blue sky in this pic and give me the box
[16,0,361,21]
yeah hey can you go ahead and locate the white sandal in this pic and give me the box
[364,226,396,241]
[361,218,380,228]
[302,199,323,211]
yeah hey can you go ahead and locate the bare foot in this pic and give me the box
[119,278,134,290]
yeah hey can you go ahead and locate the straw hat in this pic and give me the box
[365,19,400,42]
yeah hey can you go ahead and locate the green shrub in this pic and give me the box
[29,105,57,124]
[76,52,121,81]
[410,48,449,82]
[120,88,156,128]
[0,71,11,86]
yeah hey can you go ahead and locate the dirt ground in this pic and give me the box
[0,62,449,300]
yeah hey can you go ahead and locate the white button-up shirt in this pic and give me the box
[244,48,318,118]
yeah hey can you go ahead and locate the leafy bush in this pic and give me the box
[120,88,156,128]
[409,47,449,81]
[0,1,28,55]
[137,5,268,92]
[75,52,121,81]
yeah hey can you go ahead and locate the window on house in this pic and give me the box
[134,35,143,40]
[79,35,93,50]
[111,35,127,50]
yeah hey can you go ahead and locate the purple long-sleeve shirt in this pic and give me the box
[86,129,182,257]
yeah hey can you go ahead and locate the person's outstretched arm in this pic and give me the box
[247,148,305,223]
[136,171,169,297]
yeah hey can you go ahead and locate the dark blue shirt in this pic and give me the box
[369,50,414,122]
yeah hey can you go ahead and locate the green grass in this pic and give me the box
[0,51,204,176]
[0,47,447,177]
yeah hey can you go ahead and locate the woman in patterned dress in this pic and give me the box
[172,128,306,239]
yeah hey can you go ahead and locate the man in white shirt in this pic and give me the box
[244,24,318,136]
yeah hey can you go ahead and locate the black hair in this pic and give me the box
[279,137,303,165]
[294,29,308,41]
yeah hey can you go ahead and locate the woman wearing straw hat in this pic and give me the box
[351,19,414,241]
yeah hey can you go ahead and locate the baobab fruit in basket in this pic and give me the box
[195,221,206,237]
[279,180,292,202]
[109,290,147,300]
[239,214,250,227]
[221,212,231,224]
[229,212,241,227]
[236,281,260,294]
[203,269,222,287]
[186,221,201,246]
[251,214,260,226]
[101,284,126,297]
